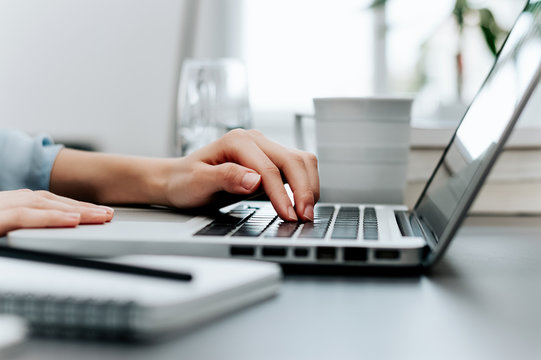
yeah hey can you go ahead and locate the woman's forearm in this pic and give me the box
[49,149,176,206]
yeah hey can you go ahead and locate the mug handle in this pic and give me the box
[294,113,314,151]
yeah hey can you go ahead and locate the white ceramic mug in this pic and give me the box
[295,97,413,204]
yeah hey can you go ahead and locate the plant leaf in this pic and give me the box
[478,8,506,56]
[453,0,470,30]
[368,0,388,9]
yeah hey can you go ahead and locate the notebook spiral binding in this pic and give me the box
[0,293,137,340]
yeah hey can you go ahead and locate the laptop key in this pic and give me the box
[194,225,235,236]
[265,221,300,238]
[298,206,336,239]
[212,211,255,226]
[194,209,256,236]
[363,207,379,240]
[232,227,266,237]
[314,206,335,218]
[232,213,277,237]
[299,222,331,239]
[331,206,360,240]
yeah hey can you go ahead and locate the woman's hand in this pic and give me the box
[50,129,320,222]
[164,129,319,221]
[0,189,114,236]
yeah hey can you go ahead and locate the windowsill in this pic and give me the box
[253,110,541,150]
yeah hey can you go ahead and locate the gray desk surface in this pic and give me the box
[6,211,541,360]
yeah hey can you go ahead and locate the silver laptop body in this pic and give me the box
[8,1,541,269]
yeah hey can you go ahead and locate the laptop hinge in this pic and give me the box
[409,211,439,252]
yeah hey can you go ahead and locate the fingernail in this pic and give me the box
[89,208,108,215]
[98,206,115,214]
[241,173,261,191]
[288,206,298,221]
[65,212,81,220]
[303,205,314,221]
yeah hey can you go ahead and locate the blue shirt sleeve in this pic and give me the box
[0,129,64,191]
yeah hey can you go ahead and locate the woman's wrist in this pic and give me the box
[142,158,180,207]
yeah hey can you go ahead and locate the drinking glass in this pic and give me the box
[175,58,252,156]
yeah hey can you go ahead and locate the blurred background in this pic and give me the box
[0,0,528,156]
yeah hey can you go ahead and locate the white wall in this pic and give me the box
[192,0,244,59]
[0,0,189,156]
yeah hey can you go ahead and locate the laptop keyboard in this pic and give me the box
[194,204,379,241]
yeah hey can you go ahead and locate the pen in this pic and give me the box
[0,247,193,282]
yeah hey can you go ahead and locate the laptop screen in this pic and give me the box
[414,0,541,263]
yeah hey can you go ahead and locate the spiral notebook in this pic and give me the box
[0,255,280,340]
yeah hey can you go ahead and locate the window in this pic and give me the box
[243,0,374,113]
[241,0,523,120]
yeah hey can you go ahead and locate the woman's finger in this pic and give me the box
[27,196,110,224]
[301,150,320,202]
[211,163,262,194]
[34,190,114,217]
[246,130,317,221]
[205,130,297,221]
[0,208,80,236]
[173,162,262,208]
[0,190,112,224]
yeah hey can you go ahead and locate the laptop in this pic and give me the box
[7,1,541,269]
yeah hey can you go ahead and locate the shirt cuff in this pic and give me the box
[35,135,64,190]
[0,129,64,191]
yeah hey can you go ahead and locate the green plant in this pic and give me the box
[370,0,510,98]
[371,0,508,55]
[453,0,508,56]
